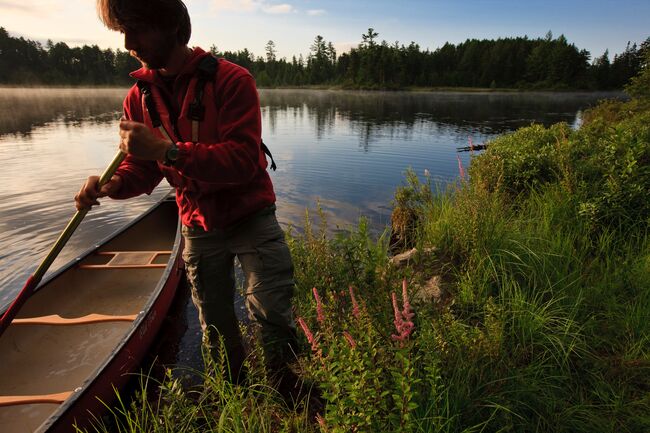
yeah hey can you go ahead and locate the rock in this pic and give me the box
[417,275,443,303]
[390,248,418,267]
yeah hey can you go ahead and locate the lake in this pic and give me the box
[0,87,620,368]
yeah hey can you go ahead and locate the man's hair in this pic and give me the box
[97,0,191,45]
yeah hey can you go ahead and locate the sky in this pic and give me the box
[1,0,648,61]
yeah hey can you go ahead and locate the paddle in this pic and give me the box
[0,150,126,337]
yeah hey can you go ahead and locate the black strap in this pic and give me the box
[188,55,218,121]
[138,55,277,171]
[261,140,276,171]
[136,81,161,128]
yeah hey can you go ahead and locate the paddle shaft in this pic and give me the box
[0,150,126,336]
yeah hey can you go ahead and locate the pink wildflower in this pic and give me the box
[297,316,320,354]
[349,285,360,319]
[343,331,357,348]
[457,155,466,179]
[312,287,324,323]
[316,414,327,430]
[401,279,415,321]
[391,279,415,345]
[392,292,403,331]
[469,136,475,154]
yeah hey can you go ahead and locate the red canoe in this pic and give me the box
[0,193,184,433]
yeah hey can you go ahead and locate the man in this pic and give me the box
[76,0,299,389]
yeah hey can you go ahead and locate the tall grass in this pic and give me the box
[85,63,649,432]
[83,341,317,433]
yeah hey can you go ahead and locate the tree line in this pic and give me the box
[1,26,647,90]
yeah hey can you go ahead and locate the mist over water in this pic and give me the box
[0,87,619,313]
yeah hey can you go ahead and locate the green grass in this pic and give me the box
[84,61,649,433]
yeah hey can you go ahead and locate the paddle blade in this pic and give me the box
[0,275,39,337]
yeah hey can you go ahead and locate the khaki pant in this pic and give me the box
[181,206,298,378]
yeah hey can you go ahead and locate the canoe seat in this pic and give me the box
[12,313,138,326]
[0,391,72,407]
[79,250,171,269]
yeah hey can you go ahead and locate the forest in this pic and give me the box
[0,26,647,90]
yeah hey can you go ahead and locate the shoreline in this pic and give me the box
[0,83,627,95]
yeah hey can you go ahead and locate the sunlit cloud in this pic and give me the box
[211,0,295,14]
[0,1,34,12]
[263,3,295,14]
[0,0,60,15]
[307,9,326,16]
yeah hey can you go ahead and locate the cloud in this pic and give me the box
[212,0,295,14]
[0,0,36,12]
[263,3,295,14]
[307,9,326,16]
[0,0,70,17]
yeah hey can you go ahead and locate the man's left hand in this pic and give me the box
[119,119,170,161]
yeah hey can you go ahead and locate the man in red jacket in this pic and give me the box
[76,0,299,391]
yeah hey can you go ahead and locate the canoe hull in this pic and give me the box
[42,247,183,433]
[0,194,184,433]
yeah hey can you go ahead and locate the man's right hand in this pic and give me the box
[74,175,122,211]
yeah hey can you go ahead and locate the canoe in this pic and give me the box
[0,193,184,433]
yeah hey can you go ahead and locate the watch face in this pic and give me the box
[164,144,179,166]
[167,144,179,161]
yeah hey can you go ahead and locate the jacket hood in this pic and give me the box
[129,46,210,84]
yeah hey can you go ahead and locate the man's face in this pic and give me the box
[123,27,177,70]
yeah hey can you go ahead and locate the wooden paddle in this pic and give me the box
[0,150,126,337]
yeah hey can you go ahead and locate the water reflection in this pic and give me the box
[259,89,623,140]
[0,93,168,309]
[0,87,126,136]
[0,88,621,311]
[256,90,620,237]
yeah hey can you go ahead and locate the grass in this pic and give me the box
[83,61,649,433]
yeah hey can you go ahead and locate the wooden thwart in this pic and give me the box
[12,313,137,326]
[79,251,171,269]
[0,391,72,407]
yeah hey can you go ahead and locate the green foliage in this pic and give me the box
[391,168,434,252]
[0,28,139,85]
[0,27,646,89]
[83,339,316,433]
[287,206,393,311]
[469,123,573,195]
[82,58,649,433]
[417,88,650,431]
[625,40,650,101]
[470,89,650,233]
[295,284,428,433]
[574,112,650,231]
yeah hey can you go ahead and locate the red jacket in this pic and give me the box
[111,47,276,230]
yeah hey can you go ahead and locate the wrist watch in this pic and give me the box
[163,142,179,166]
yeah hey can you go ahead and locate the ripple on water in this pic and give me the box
[2,89,611,312]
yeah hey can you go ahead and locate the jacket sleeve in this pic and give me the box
[170,74,264,185]
[109,92,164,200]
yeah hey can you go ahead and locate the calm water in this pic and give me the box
[0,87,619,363]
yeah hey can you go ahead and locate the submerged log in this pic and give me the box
[456,143,489,152]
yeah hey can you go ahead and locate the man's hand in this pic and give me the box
[119,119,170,161]
[74,175,123,211]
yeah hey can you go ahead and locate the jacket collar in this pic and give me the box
[129,46,210,85]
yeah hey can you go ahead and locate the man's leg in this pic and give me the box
[182,226,247,382]
[230,210,299,372]
[232,210,324,413]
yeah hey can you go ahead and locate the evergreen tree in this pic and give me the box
[265,40,277,63]
[0,26,645,89]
